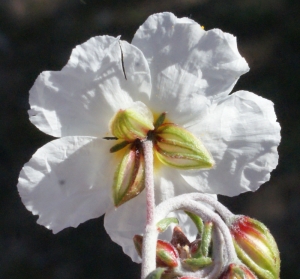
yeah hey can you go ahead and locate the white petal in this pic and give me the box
[104,190,147,263]
[29,36,151,137]
[17,136,116,233]
[181,91,281,196]
[132,12,249,125]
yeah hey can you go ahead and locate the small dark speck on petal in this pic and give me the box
[59,180,65,185]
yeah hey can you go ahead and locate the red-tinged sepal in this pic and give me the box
[133,236,179,268]
[154,123,214,170]
[230,216,280,279]
[145,268,166,279]
[156,240,179,268]
[113,143,145,207]
[218,263,257,279]
[133,235,143,258]
[171,226,190,248]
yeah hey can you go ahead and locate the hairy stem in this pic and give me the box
[155,195,238,278]
[141,140,157,279]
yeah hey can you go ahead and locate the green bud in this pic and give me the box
[113,143,145,207]
[154,123,214,169]
[230,216,280,279]
[110,102,154,141]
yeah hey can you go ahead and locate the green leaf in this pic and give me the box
[156,217,179,232]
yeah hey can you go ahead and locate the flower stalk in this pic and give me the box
[142,140,158,279]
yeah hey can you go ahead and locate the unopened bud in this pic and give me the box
[171,226,190,248]
[219,263,257,279]
[113,143,145,207]
[133,235,179,268]
[154,123,214,169]
[230,216,280,279]
[110,102,154,141]
[156,240,179,268]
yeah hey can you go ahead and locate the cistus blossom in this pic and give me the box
[17,12,280,262]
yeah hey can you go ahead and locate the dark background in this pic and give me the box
[0,0,299,278]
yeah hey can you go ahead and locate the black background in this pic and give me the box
[0,0,299,278]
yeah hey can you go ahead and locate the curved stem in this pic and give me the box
[183,193,234,224]
[155,195,238,278]
[141,140,157,279]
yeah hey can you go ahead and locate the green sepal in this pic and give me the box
[157,217,179,232]
[110,140,130,153]
[110,104,154,141]
[154,123,214,170]
[198,221,213,258]
[183,256,212,271]
[113,143,145,207]
[145,268,166,279]
[154,112,166,129]
[185,211,204,236]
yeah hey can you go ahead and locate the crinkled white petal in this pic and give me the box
[104,165,216,262]
[181,91,281,196]
[18,136,116,233]
[104,190,147,263]
[132,12,249,125]
[29,36,152,137]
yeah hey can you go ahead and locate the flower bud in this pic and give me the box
[171,226,190,248]
[230,216,280,279]
[154,123,214,169]
[219,263,257,279]
[110,102,154,141]
[133,235,179,268]
[156,240,179,268]
[113,143,145,207]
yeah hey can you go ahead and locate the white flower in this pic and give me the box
[17,12,280,262]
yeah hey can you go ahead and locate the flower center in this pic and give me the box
[106,102,214,206]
